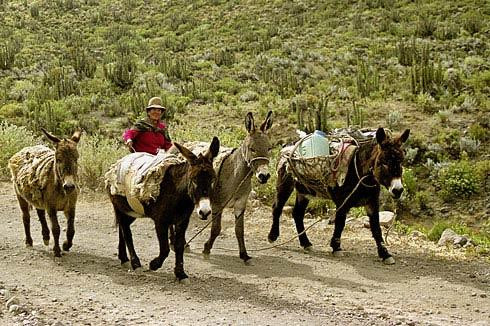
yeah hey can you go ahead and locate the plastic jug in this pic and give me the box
[298,130,330,158]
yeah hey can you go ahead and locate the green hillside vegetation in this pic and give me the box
[0,0,488,253]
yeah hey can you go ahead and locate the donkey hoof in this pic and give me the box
[62,242,72,252]
[202,252,210,260]
[133,267,144,274]
[43,239,50,246]
[169,244,175,252]
[240,254,252,265]
[332,250,344,257]
[267,233,278,243]
[25,243,33,249]
[149,259,163,271]
[121,261,131,270]
[184,245,191,253]
[383,256,395,265]
[303,245,313,253]
[179,278,190,285]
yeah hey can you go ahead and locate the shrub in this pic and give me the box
[78,134,126,191]
[438,159,479,201]
[0,122,40,180]
[402,168,417,197]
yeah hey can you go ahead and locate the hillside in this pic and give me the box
[0,0,489,250]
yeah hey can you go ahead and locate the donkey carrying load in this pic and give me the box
[105,138,219,281]
[181,111,273,263]
[8,128,82,257]
[268,128,410,264]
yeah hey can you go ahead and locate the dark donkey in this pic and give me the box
[108,138,219,281]
[268,128,410,264]
[201,111,273,263]
[8,128,82,257]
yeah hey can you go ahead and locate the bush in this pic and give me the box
[78,134,127,191]
[438,159,479,201]
[402,168,417,197]
[0,122,40,180]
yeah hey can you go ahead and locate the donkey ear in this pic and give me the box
[41,128,61,144]
[204,136,220,161]
[174,142,198,164]
[71,129,82,143]
[375,128,387,145]
[260,111,273,132]
[245,112,255,133]
[398,129,410,144]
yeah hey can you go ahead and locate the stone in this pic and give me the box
[437,228,471,247]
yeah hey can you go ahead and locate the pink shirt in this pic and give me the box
[122,122,172,155]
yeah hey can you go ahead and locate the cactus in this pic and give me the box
[409,43,444,95]
[214,48,235,67]
[42,66,80,100]
[0,38,21,70]
[294,93,330,133]
[356,59,379,98]
[103,54,137,89]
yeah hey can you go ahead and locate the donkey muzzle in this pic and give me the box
[257,172,270,184]
[197,198,212,220]
[389,178,404,199]
[63,183,76,193]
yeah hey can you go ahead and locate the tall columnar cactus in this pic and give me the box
[294,94,330,133]
[0,38,21,70]
[103,54,137,89]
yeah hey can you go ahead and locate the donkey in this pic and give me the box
[107,138,219,281]
[199,111,273,263]
[268,128,410,264]
[8,128,82,257]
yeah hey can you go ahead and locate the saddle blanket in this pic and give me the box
[105,151,182,215]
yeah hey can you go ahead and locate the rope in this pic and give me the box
[185,161,254,246]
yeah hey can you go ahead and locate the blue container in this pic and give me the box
[298,130,330,157]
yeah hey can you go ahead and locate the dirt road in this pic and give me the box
[0,182,488,325]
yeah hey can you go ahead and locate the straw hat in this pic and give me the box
[146,97,165,111]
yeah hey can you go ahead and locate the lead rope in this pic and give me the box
[185,144,261,246]
[212,172,373,253]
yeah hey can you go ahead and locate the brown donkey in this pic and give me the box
[200,111,273,263]
[268,128,409,264]
[107,138,219,281]
[9,128,82,257]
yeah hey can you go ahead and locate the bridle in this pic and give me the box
[240,143,270,170]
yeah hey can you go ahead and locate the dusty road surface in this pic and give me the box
[0,181,489,325]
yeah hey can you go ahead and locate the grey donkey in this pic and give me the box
[202,111,273,263]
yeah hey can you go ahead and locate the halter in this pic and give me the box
[240,144,270,169]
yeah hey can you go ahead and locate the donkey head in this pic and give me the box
[174,137,219,220]
[41,128,81,193]
[373,128,410,199]
[243,111,273,184]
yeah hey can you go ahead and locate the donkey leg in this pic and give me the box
[203,212,222,257]
[17,195,32,247]
[36,209,50,246]
[268,169,294,243]
[330,210,347,257]
[150,221,170,271]
[62,207,75,251]
[118,213,141,270]
[174,217,190,281]
[117,224,129,267]
[47,208,61,257]
[366,205,394,264]
[169,224,175,251]
[292,193,313,249]
[234,207,251,263]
